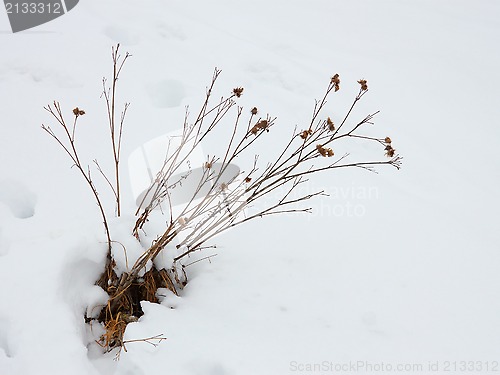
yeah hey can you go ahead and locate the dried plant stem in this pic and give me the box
[122,334,166,348]
[128,70,401,269]
[42,103,112,253]
[102,43,131,217]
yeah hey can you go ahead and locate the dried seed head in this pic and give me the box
[244,177,252,183]
[384,137,392,144]
[316,144,334,157]
[327,117,335,131]
[251,107,258,115]
[257,119,268,128]
[331,74,340,92]
[384,144,395,157]
[73,107,85,116]
[233,87,244,98]
[300,129,312,139]
[204,161,212,169]
[220,182,228,191]
[250,119,269,135]
[357,79,368,91]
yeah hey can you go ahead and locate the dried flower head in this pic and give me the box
[384,137,392,144]
[73,107,85,116]
[251,107,258,115]
[220,182,228,191]
[316,144,324,155]
[300,129,313,139]
[204,161,212,169]
[327,117,335,131]
[244,177,252,183]
[385,145,395,157]
[357,79,368,91]
[331,74,340,92]
[316,144,334,157]
[232,87,244,98]
[250,119,269,135]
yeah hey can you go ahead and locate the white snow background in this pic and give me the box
[0,1,499,374]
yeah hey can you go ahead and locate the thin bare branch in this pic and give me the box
[42,104,112,253]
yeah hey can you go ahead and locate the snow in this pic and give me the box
[1,1,500,374]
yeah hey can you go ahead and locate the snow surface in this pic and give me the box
[1,1,500,374]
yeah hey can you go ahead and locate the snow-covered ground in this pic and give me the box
[1,1,499,374]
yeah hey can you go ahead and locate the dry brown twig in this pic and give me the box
[41,103,113,253]
[43,45,401,355]
[101,43,131,217]
[42,44,130,256]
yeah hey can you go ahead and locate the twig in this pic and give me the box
[102,43,131,217]
[42,103,112,253]
[122,334,166,347]
[183,252,218,268]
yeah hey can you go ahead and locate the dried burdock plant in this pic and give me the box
[103,69,401,339]
[43,45,401,355]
